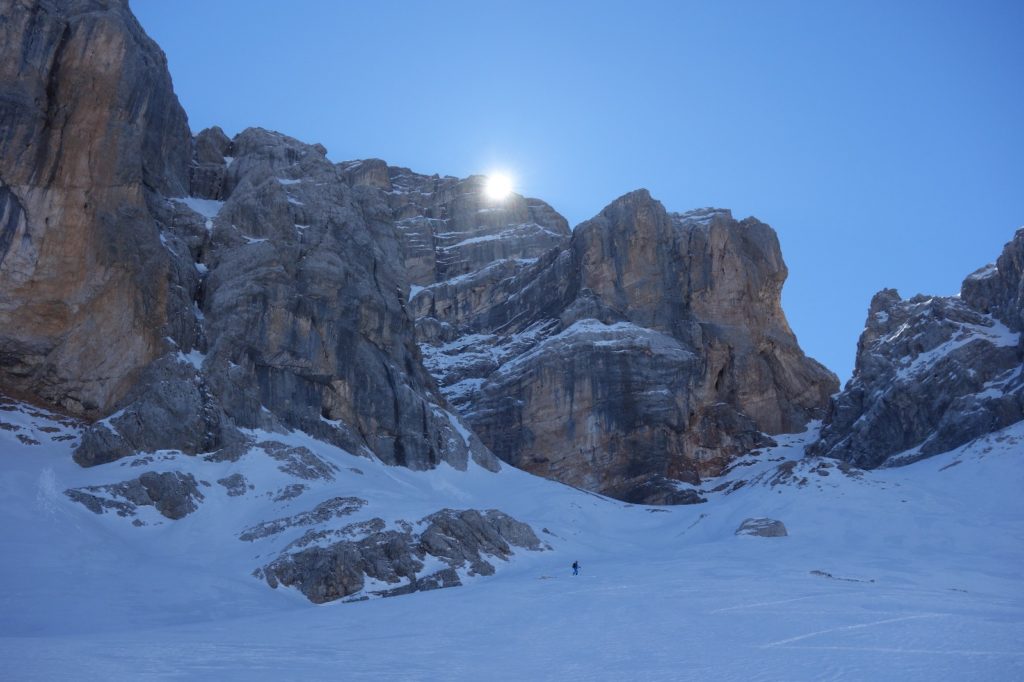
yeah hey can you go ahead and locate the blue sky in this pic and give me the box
[131,0,1024,382]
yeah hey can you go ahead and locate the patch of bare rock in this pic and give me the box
[735,518,788,537]
[260,508,545,603]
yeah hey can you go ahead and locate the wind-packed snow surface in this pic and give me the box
[1,399,1022,681]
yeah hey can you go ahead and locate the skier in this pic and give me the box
[572,560,580,576]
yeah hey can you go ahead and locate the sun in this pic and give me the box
[484,172,514,201]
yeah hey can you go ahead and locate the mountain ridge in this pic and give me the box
[0,0,1020,519]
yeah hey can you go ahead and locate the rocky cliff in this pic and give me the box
[2,0,839,509]
[811,230,1024,467]
[0,0,190,415]
[0,0,494,473]
[393,186,839,503]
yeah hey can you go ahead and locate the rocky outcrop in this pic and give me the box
[735,518,787,537]
[418,507,543,574]
[406,190,837,502]
[812,230,1024,467]
[216,473,249,497]
[65,471,204,520]
[254,440,339,481]
[615,476,706,506]
[262,508,543,604]
[72,357,224,466]
[239,496,367,542]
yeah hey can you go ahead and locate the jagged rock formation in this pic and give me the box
[262,508,544,604]
[392,188,838,502]
[1,0,495,473]
[812,230,1024,467]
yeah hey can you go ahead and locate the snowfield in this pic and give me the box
[1,399,1022,681]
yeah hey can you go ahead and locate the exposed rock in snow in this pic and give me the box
[262,508,544,603]
[419,508,544,573]
[3,397,549,607]
[216,473,250,497]
[272,483,307,501]
[239,497,368,542]
[735,517,788,537]
[256,441,338,481]
[65,471,204,520]
[613,476,707,505]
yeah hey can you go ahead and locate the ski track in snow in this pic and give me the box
[776,645,1024,657]
[709,593,822,613]
[761,613,946,647]
[0,402,1022,681]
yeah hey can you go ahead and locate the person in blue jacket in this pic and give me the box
[572,560,580,576]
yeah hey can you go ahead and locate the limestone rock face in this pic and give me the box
[812,231,1024,468]
[1,0,496,474]
[406,189,838,502]
[179,127,496,470]
[69,123,498,471]
[0,0,191,415]
[376,168,570,290]
[2,0,833,500]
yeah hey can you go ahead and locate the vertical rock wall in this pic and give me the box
[402,188,838,502]
[0,0,191,415]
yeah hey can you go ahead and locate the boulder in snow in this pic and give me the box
[735,517,788,537]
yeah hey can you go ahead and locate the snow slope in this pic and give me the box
[1,398,1022,681]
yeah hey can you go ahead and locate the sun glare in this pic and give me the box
[484,172,514,201]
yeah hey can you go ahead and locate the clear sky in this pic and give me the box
[131,0,1024,383]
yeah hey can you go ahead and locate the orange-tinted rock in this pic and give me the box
[0,0,191,415]
[411,190,838,502]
